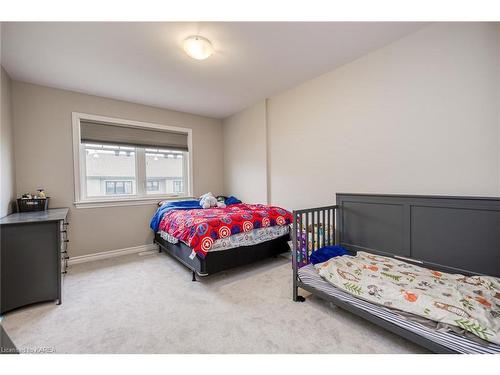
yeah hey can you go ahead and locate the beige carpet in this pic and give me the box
[1,251,428,354]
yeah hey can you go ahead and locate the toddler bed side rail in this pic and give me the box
[292,205,338,302]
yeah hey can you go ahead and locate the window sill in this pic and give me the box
[74,196,194,209]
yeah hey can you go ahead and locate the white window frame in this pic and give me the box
[72,112,193,209]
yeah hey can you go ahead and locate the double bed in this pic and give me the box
[152,200,292,279]
[292,193,500,353]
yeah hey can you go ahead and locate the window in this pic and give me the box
[105,181,133,195]
[146,180,160,192]
[73,113,192,207]
[173,180,183,193]
[85,144,136,197]
[145,149,186,195]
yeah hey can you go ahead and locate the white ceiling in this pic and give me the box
[1,22,427,119]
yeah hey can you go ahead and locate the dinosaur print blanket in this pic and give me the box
[315,251,500,345]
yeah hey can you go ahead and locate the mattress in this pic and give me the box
[159,225,290,252]
[298,264,500,354]
[155,232,290,275]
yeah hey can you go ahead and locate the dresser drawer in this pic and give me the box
[59,220,69,275]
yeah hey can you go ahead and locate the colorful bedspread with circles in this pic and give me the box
[158,203,292,258]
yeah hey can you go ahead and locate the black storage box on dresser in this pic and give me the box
[16,197,49,212]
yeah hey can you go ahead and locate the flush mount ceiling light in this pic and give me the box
[183,35,214,60]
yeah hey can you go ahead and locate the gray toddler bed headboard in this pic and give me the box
[336,193,500,278]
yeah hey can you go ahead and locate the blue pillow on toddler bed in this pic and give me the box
[309,245,351,265]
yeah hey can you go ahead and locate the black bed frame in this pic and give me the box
[292,193,500,354]
[155,232,290,281]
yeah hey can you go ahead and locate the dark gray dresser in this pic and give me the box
[0,208,69,315]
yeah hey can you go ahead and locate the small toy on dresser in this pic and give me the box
[36,188,47,198]
[17,189,50,212]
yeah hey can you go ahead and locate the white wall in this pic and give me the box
[222,100,268,203]
[0,66,16,217]
[12,82,223,257]
[269,23,500,209]
[223,23,500,211]
[498,24,500,192]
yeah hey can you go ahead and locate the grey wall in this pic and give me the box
[223,22,500,211]
[0,66,16,217]
[11,82,224,257]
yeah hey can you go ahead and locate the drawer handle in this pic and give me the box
[63,239,69,243]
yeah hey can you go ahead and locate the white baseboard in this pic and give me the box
[68,243,159,265]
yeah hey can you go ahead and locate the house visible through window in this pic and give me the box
[173,180,183,193]
[84,143,137,197]
[146,180,160,192]
[74,114,191,205]
[145,149,186,195]
[105,180,133,195]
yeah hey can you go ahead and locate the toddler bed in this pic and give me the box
[151,198,292,280]
[292,193,500,353]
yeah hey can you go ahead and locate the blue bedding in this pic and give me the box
[309,245,350,265]
[150,196,244,232]
[149,195,241,233]
[224,196,241,205]
[149,200,201,232]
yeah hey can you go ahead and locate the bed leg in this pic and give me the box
[293,284,305,302]
[192,270,197,282]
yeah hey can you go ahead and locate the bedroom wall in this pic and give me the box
[0,66,16,217]
[497,24,500,193]
[222,100,268,203]
[224,22,500,210]
[11,82,223,257]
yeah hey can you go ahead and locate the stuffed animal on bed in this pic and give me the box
[199,192,226,209]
